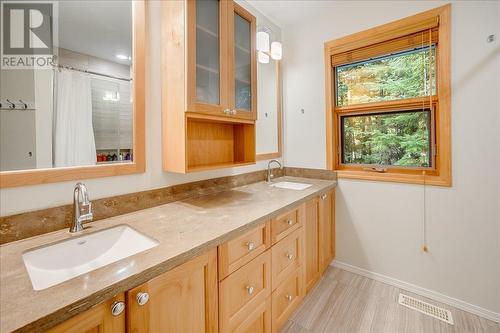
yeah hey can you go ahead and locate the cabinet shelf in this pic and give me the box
[186,117,255,172]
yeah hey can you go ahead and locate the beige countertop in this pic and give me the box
[0,176,336,333]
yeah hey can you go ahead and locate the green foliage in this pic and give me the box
[338,47,435,167]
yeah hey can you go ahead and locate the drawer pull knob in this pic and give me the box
[321,194,327,200]
[287,219,293,226]
[286,294,293,302]
[136,292,150,306]
[110,301,125,316]
[246,286,255,295]
[246,241,255,251]
[286,253,294,261]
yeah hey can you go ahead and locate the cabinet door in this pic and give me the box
[319,190,336,272]
[46,294,125,333]
[304,197,321,293]
[227,1,257,120]
[187,0,229,115]
[127,249,218,333]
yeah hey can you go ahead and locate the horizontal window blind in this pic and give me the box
[331,28,438,67]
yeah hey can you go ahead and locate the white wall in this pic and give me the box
[0,0,282,216]
[281,0,500,316]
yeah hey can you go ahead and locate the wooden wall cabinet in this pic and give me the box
[161,0,257,173]
[126,249,218,333]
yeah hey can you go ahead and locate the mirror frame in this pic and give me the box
[0,0,146,188]
[256,61,282,161]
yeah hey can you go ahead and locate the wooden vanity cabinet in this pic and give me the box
[161,0,257,173]
[46,191,336,333]
[126,249,218,333]
[304,189,336,292]
[46,294,126,333]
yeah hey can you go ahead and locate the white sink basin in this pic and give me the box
[269,181,312,190]
[22,225,159,290]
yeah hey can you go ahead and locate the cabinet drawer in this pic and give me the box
[271,227,303,290]
[233,297,271,333]
[219,251,272,333]
[271,207,301,244]
[218,221,271,280]
[271,268,304,333]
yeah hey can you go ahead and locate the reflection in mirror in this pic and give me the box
[0,1,133,171]
[255,20,281,158]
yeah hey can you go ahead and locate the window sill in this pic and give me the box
[336,170,451,187]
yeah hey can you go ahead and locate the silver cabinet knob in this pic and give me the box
[231,109,237,115]
[136,292,149,306]
[110,301,125,316]
[286,253,294,261]
[321,194,327,200]
[223,108,231,115]
[285,294,293,302]
[246,241,255,251]
[246,285,255,295]
[287,219,293,226]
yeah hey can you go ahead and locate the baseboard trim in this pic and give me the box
[331,260,500,324]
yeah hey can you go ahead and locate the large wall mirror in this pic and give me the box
[255,19,282,161]
[0,0,145,188]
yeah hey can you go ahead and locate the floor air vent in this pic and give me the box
[398,293,454,325]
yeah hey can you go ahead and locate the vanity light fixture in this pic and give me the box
[258,51,270,64]
[270,41,282,60]
[256,30,282,63]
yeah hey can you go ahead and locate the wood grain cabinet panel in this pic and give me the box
[219,251,272,333]
[304,189,336,292]
[271,227,303,291]
[46,294,125,333]
[218,221,271,280]
[271,268,304,333]
[319,190,336,272]
[126,249,218,333]
[304,197,321,293]
[271,207,302,245]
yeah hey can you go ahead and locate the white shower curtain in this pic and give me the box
[53,70,96,167]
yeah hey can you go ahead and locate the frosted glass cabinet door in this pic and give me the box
[196,0,221,105]
[229,2,256,120]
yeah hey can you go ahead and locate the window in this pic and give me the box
[341,110,432,167]
[324,5,451,186]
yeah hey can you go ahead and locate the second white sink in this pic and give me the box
[22,225,159,290]
[269,181,312,190]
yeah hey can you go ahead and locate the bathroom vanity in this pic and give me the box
[0,177,336,333]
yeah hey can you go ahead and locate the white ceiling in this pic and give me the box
[246,0,344,28]
[57,1,132,64]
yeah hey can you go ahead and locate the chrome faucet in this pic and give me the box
[70,183,93,233]
[266,159,282,183]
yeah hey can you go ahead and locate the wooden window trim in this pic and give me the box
[324,4,451,186]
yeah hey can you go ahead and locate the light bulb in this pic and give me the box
[256,31,270,52]
[270,42,282,60]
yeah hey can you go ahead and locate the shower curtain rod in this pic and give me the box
[55,64,132,82]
